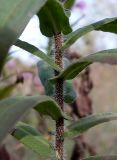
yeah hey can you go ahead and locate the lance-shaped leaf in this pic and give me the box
[83,155,117,160]
[12,122,54,157]
[37,60,76,104]
[0,95,65,143]
[37,0,72,37]
[15,39,61,72]
[0,0,47,73]
[50,49,117,83]
[62,17,117,50]
[64,113,117,138]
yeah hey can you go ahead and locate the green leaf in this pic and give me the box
[12,122,54,157]
[63,80,76,104]
[0,95,65,143]
[37,61,55,96]
[37,60,76,103]
[0,0,47,73]
[83,155,117,160]
[37,0,72,37]
[62,17,117,50]
[50,49,117,83]
[64,0,75,9]
[0,84,16,100]
[15,39,61,72]
[64,113,117,138]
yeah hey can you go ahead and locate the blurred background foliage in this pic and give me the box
[1,0,117,159]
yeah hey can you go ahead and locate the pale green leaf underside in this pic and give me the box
[50,49,117,83]
[62,17,117,50]
[0,0,47,72]
[15,39,61,72]
[12,122,54,157]
[64,112,117,138]
[0,95,64,143]
[83,155,117,160]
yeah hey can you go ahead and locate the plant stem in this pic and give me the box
[54,33,64,160]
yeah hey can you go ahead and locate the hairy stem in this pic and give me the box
[54,33,64,160]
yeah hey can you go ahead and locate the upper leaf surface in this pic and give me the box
[64,113,117,138]
[62,18,117,50]
[13,122,54,157]
[37,0,72,37]
[50,49,117,83]
[0,0,47,72]
[0,95,64,143]
[15,39,61,72]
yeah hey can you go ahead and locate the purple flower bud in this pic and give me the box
[75,1,86,10]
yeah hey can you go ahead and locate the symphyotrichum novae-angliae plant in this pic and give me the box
[1,0,117,159]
